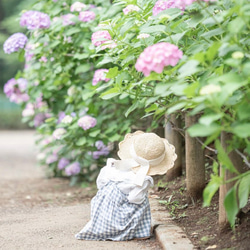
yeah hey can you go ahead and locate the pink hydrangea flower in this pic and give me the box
[123,5,140,15]
[4,78,29,104]
[135,42,183,76]
[20,10,50,30]
[92,69,110,86]
[152,0,176,16]
[3,33,28,54]
[153,0,209,14]
[174,0,196,10]
[22,103,35,117]
[65,162,81,176]
[78,115,97,130]
[101,40,117,50]
[91,30,112,47]
[79,11,95,22]
[39,56,48,63]
[70,2,86,12]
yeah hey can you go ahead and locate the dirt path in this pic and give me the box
[0,130,162,250]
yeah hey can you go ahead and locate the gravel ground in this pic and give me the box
[0,130,162,250]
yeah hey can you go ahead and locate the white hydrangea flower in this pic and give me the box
[137,33,150,39]
[67,86,77,96]
[53,128,67,139]
[61,115,73,124]
[200,84,222,95]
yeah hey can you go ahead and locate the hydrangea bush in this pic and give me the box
[3,0,250,226]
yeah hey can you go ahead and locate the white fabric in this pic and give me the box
[130,144,165,186]
[96,158,154,204]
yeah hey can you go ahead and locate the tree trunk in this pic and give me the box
[165,114,183,181]
[219,131,245,231]
[185,114,205,200]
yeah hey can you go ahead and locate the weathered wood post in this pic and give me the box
[185,114,205,200]
[165,114,183,181]
[219,131,245,230]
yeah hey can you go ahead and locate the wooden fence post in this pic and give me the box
[185,114,205,200]
[165,114,183,181]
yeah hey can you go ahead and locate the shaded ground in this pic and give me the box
[153,176,250,250]
[0,130,162,250]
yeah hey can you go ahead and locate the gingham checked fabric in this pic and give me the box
[75,181,151,241]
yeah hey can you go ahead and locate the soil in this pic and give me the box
[151,175,250,250]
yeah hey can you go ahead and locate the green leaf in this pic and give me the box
[237,103,250,121]
[143,72,162,82]
[100,88,120,99]
[186,13,204,28]
[224,186,239,227]
[145,104,158,113]
[125,102,139,117]
[183,81,199,98]
[238,173,250,209]
[76,137,86,146]
[89,129,101,137]
[97,56,113,66]
[228,17,246,34]
[178,60,200,78]
[18,49,25,62]
[199,113,223,126]
[75,64,91,74]
[106,67,119,78]
[215,140,238,174]
[167,102,186,114]
[187,123,221,137]
[45,117,56,123]
[232,124,250,138]
[65,27,81,36]
[200,28,224,39]
[49,40,60,48]
[203,176,221,207]
[140,25,167,34]
[205,42,221,63]
[73,53,89,60]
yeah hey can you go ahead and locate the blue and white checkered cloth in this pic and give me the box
[75,181,151,241]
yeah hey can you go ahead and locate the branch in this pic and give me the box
[235,149,250,168]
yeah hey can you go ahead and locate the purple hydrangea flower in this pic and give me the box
[3,33,28,54]
[34,113,50,127]
[46,153,58,164]
[20,10,51,30]
[58,158,70,170]
[4,78,29,104]
[79,11,95,22]
[78,115,97,130]
[65,162,81,176]
[92,69,110,86]
[92,140,110,159]
[61,14,76,26]
[57,111,66,124]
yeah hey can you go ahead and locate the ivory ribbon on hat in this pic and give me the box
[130,144,165,186]
[107,145,165,186]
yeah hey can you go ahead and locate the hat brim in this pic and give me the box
[117,131,177,176]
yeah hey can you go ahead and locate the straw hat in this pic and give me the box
[117,131,177,176]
